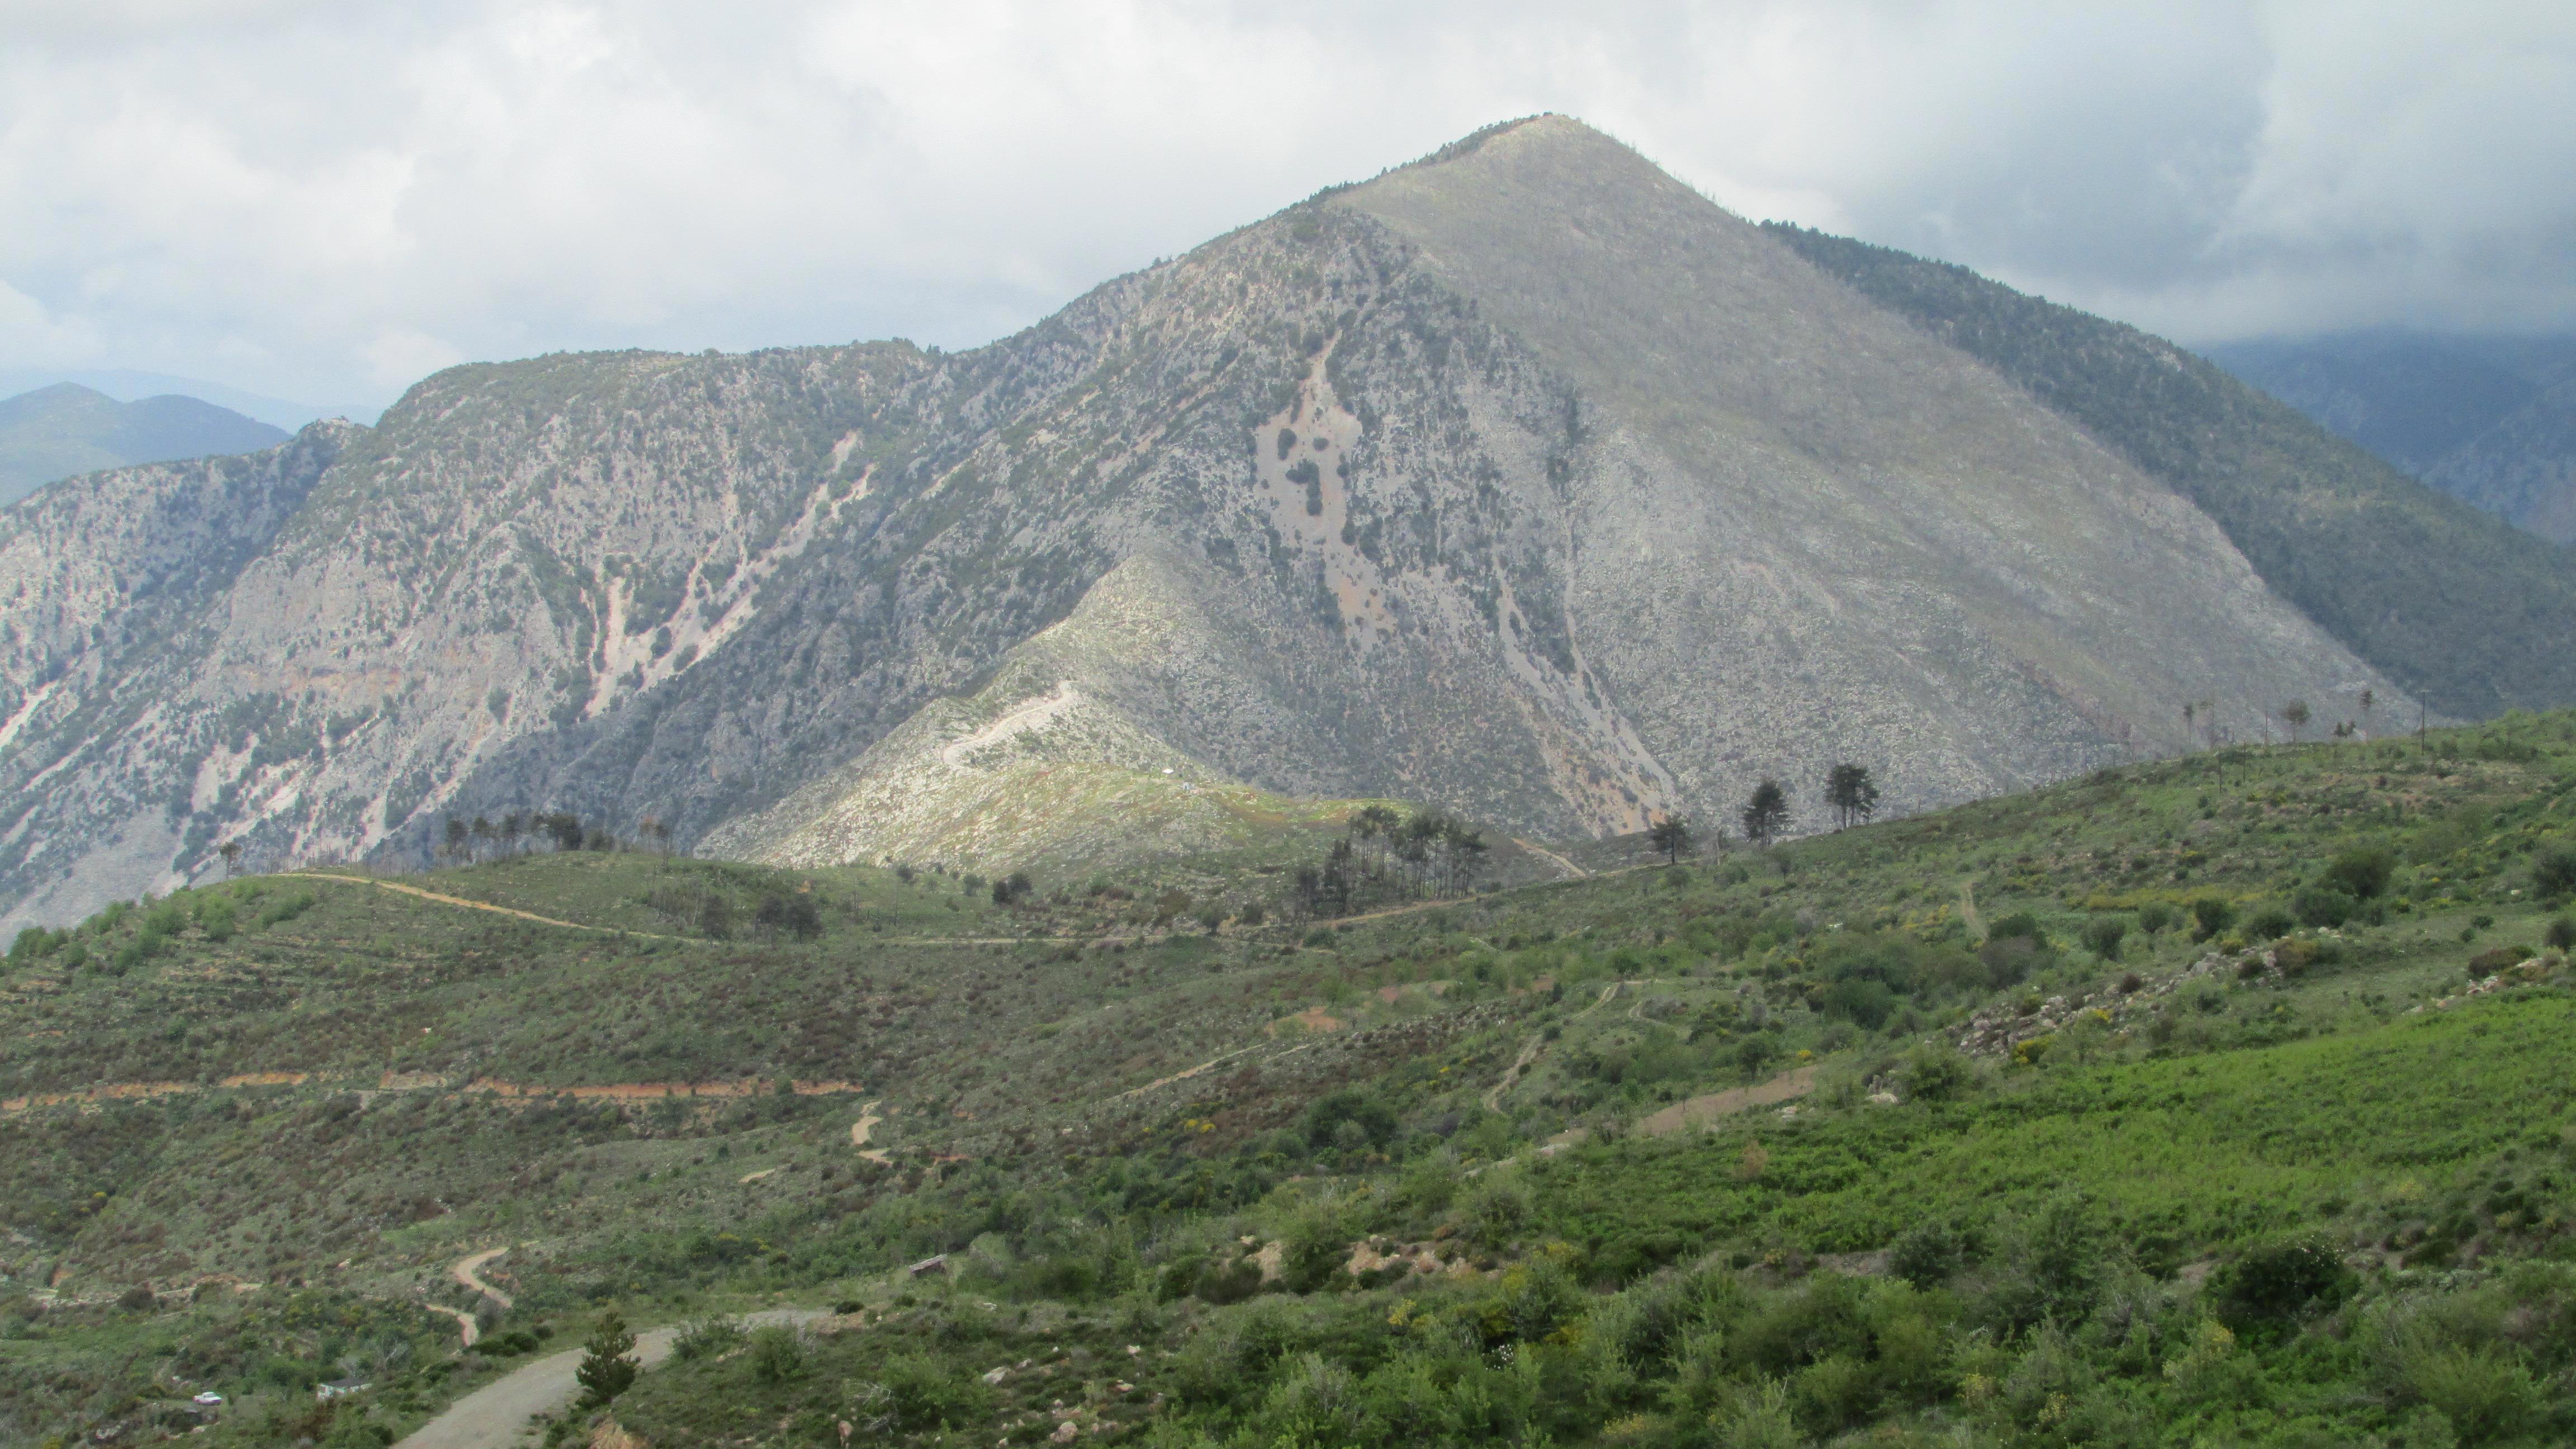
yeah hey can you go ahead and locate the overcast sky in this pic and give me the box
[3,0,2571,410]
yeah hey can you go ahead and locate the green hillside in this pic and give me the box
[1765,223,2576,721]
[4,713,2575,1446]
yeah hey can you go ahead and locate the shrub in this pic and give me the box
[669,1314,744,1362]
[2547,915,2575,951]
[878,1352,993,1430]
[2135,902,2174,935]
[1791,1353,1875,1432]
[1997,1195,2112,1328]
[1986,912,2043,945]
[1899,1048,1972,1103]
[1280,1210,1349,1292]
[2404,1343,2540,1443]
[1888,1219,1968,1288]
[2080,916,2129,960]
[1461,1175,1533,1249]
[2246,906,2297,941]
[1710,1380,1802,1449]
[2325,846,2398,901]
[2535,847,2576,902]
[746,1324,804,1382]
[2293,884,2357,928]
[2210,1236,2355,1332]
[2190,897,2238,941]
[1301,1090,1397,1151]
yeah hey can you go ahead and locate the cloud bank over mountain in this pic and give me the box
[3,0,2569,405]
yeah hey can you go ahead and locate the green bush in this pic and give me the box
[2326,846,2399,901]
[1887,1219,1968,1288]
[2191,897,2238,941]
[2535,847,2576,903]
[2404,1343,2540,1443]
[2294,884,2357,928]
[2211,1236,2355,1333]
[1900,1048,1972,1103]
[2547,915,2575,952]
[746,1324,803,1382]
[878,1352,992,1430]
[2246,906,2297,941]
[1280,1210,1350,1292]
[669,1314,744,1362]
[2135,901,2174,935]
[2080,916,2129,960]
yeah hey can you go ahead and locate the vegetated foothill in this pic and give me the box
[5,709,2576,1445]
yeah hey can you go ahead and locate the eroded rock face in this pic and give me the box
[0,117,2408,922]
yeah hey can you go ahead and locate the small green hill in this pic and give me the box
[4,713,2575,1446]
[0,383,289,506]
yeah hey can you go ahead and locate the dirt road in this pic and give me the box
[451,1247,516,1308]
[850,1100,889,1163]
[306,874,675,941]
[1510,839,1587,879]
[394,1308,824,1449]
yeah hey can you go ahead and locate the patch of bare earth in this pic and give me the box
[1636,1066,1817,1137]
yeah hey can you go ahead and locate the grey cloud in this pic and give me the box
[0,0,2566,407]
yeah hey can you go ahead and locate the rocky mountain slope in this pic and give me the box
[1,116,2559,927]
[0,382,292,506]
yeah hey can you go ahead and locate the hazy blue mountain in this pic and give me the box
[0,382,293,505]
[0,369,376,432]
[2206,333,2576,544]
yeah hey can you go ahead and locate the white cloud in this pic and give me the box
[0,0,2566,407]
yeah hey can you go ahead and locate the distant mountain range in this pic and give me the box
[4,115,2574,928]
[0,382,292,506]
[2208,333,2576,545]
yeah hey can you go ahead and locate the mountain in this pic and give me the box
[2205,332,2576,545]
[0,382,295,506]
[0,368,376,433]
[2,115,2567,929]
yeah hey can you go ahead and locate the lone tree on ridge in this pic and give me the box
[1825,763,1879,829]
[1646,815,1696,865]
[1741,779,1789,849]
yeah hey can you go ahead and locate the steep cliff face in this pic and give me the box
[0,116,2465,922]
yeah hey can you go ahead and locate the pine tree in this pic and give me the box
[1742,779,1789,848]
[575,1308,639,1408]
[1646,815,1695,864]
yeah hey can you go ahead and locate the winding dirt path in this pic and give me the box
[1114,1048,1260,1102]
[1512,839,1587,879]
[1958,880,1984,941]
[394,1308,826,1449]
[451,1247,515,1309]
[851,1099,890,1162]
[306,874,675,941]
[1481,981,1629,1112]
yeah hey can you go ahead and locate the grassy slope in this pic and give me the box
[3,713,2574,1445]
[1766,221,2576,720]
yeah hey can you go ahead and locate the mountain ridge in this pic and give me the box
[0,115,2549,926]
